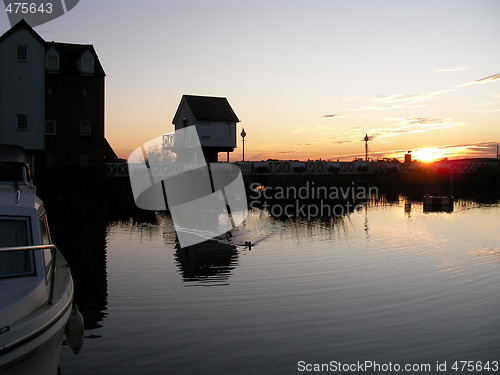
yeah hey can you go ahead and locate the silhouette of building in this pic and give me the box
[0,19,112,169]
[172,95,240,162]
[404,151,412,164]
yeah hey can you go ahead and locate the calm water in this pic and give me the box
[58,198,500,374]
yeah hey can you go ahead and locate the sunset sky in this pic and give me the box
[2,0,499,161]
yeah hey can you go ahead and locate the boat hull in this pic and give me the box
[0,248,74,375]
[0,304,71,375]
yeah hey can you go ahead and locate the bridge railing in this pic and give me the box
[106,159,498,177]
[106,163,129,177]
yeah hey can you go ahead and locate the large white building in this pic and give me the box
[0,19,45,150]
[0,19,110,169]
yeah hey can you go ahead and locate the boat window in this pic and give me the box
[0,161,24,183]
[40,214,53,279]
[0,217,34,278]
[40,214,51,245]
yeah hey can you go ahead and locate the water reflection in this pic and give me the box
[54,194,500,375]
[49,214,108,332]
[174,240,238,286]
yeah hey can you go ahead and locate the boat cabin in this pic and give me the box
[0,145,54,326]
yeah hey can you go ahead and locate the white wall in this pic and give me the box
[173,100,236,148]
[0,27,45,149]
[173,100,194,131]
[196,120,236,148]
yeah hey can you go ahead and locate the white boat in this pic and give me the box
[0,145,80,374]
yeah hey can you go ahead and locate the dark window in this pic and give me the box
[0,217,34,278]
[17,45,28,61]
[17,114,28,130]
[46,54,59,70]
[0,161,24,182]
[80,121,91,136]
[80,153,89,167]
[81,56,94,74]
[45,120,56,135]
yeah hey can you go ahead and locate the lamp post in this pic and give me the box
[364,134,370,162]
[241,128,246,162]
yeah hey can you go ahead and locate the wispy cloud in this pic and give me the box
[476,73,500,83]
[322,117,465,146]
[343,95,357,102]
[474,108,500,113]
[436,65,474,72]
[475,101,497,106]
[351,72,499,112]
[320,114,338,118]
[331,139,355,144]
[388,117,465,133]
[352,89,455,111]
[374,118,465,139]
[457,73,500,87]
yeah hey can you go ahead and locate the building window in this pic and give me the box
[17,114,28,130]
[16,45,28,61]
[81,56,94,74]
[226,123,231,137]
[46,54,59,70]
[80,121,91,136]
[45,120,56,135]
[80,153,89,167]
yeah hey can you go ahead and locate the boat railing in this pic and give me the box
[0,244,59,304]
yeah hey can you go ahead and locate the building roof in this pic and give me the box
[46,42,106,76]
[173,95,240,124]
[0,19,45,44]
[1,19,105,76]
[104,138,118,160]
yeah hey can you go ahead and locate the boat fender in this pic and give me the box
[65,305,84,355]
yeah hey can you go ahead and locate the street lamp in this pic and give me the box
[241,128,246,162]
[364,134,370,162]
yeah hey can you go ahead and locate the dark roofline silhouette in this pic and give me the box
[1,19,105,76]
[0,19,45,43]
[172,95,240,124]
[46,42,105,76]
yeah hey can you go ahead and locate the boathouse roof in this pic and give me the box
[172,95,240,124]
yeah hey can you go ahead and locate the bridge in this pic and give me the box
[105,158,500,178]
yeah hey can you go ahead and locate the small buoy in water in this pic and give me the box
[244,241,252,250]
[65,305,84,355]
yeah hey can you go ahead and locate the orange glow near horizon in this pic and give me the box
[113,140,495,163]
[410,148,442,163]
